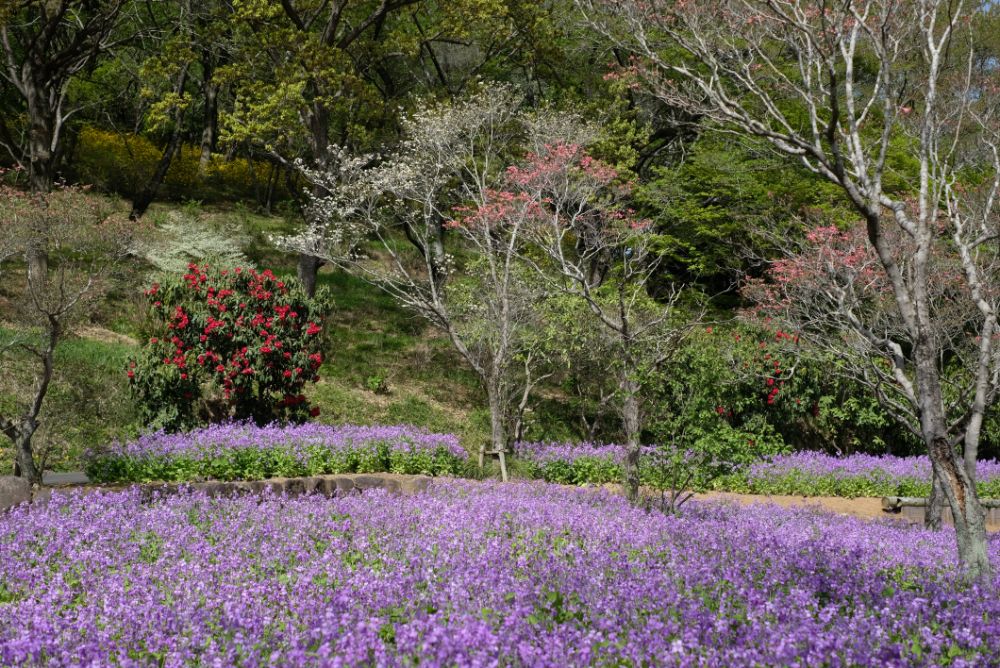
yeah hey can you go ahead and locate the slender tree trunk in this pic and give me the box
[26,237,48,288]
[13,425,41,486]
[198,59,218,174]
[130,130,185,220]
[485,381,508,482]
[297,105,333,297]
[487,384,506,451]
[130,67,189,220]
[25,84,53,281]
[621,375,642,503]
[130,130,184,220]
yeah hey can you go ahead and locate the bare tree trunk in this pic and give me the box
[297,253,322,297]
[487,389,506,454]
[26,240,48,288]
[264,162,278,214]
[917,350,991,577]
[927,436,991,577]
[621,375,642,503]
[486,382,508,481]
[926,467,944,531]
[297,105,333,298]
[130,130,184,220]
[13,425,41,486]
[26,84,55,194]
[198,57,218,174]
[25,85,53,281]
[130,67,189,220]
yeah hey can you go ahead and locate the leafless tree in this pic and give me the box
[578,0,999,575]
[0,183,133,484]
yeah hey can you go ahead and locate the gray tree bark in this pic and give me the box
[621,376,642,503]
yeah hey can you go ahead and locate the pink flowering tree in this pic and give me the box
[507,139,693,502]
[743,222,978,523]
[579,0,1000,574]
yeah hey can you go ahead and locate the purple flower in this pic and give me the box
[0,480,996,666]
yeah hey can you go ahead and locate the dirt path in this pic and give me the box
[693,491,888,520]
[692,491,1000,531]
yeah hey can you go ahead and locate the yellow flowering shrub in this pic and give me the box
[72,127,293,202]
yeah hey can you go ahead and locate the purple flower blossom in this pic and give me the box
[514,441,1000,496]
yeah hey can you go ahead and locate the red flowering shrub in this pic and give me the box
[129,264,330,431]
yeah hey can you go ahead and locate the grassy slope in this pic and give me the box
[1,202,500,472]
[309,269,491,448]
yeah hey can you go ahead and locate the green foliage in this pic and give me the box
[638,133,852,289]
[647,325,922,458]
[523,456,622,487]
[129,264,330,431]
[85,440,466,483]
[364,373,390,395]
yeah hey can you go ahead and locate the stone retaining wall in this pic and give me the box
[1,473,436,512]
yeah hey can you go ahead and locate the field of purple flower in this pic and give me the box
[1,480,998,666]
[515,441,1000,498]
[84,423,468,483]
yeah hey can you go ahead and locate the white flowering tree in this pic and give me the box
[578,0,1000,575]
[276,86,551,474]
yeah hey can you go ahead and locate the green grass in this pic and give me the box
[307,270,492,450]
[0,328,140,473]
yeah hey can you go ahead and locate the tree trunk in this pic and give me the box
[295,104,334,298]
[298,253,322,297]
[198,63,218,174]
[130,67,189,220]
[12,423,41,486]
[621,375,642,503]
[485,382,510,481]
[24,83,53,282]
[26,242,48,287]
[916,347,992,577]
[26,83,55,194]
[487,383,507,455]
[130,130,184,220]
[926,467,944,531]
[927,435,991,577]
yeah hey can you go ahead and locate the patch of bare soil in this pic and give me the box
[693,492,889,521]
[693,491,1000,531]
[74,325,137,346]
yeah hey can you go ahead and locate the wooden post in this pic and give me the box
[477,444,509,482]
